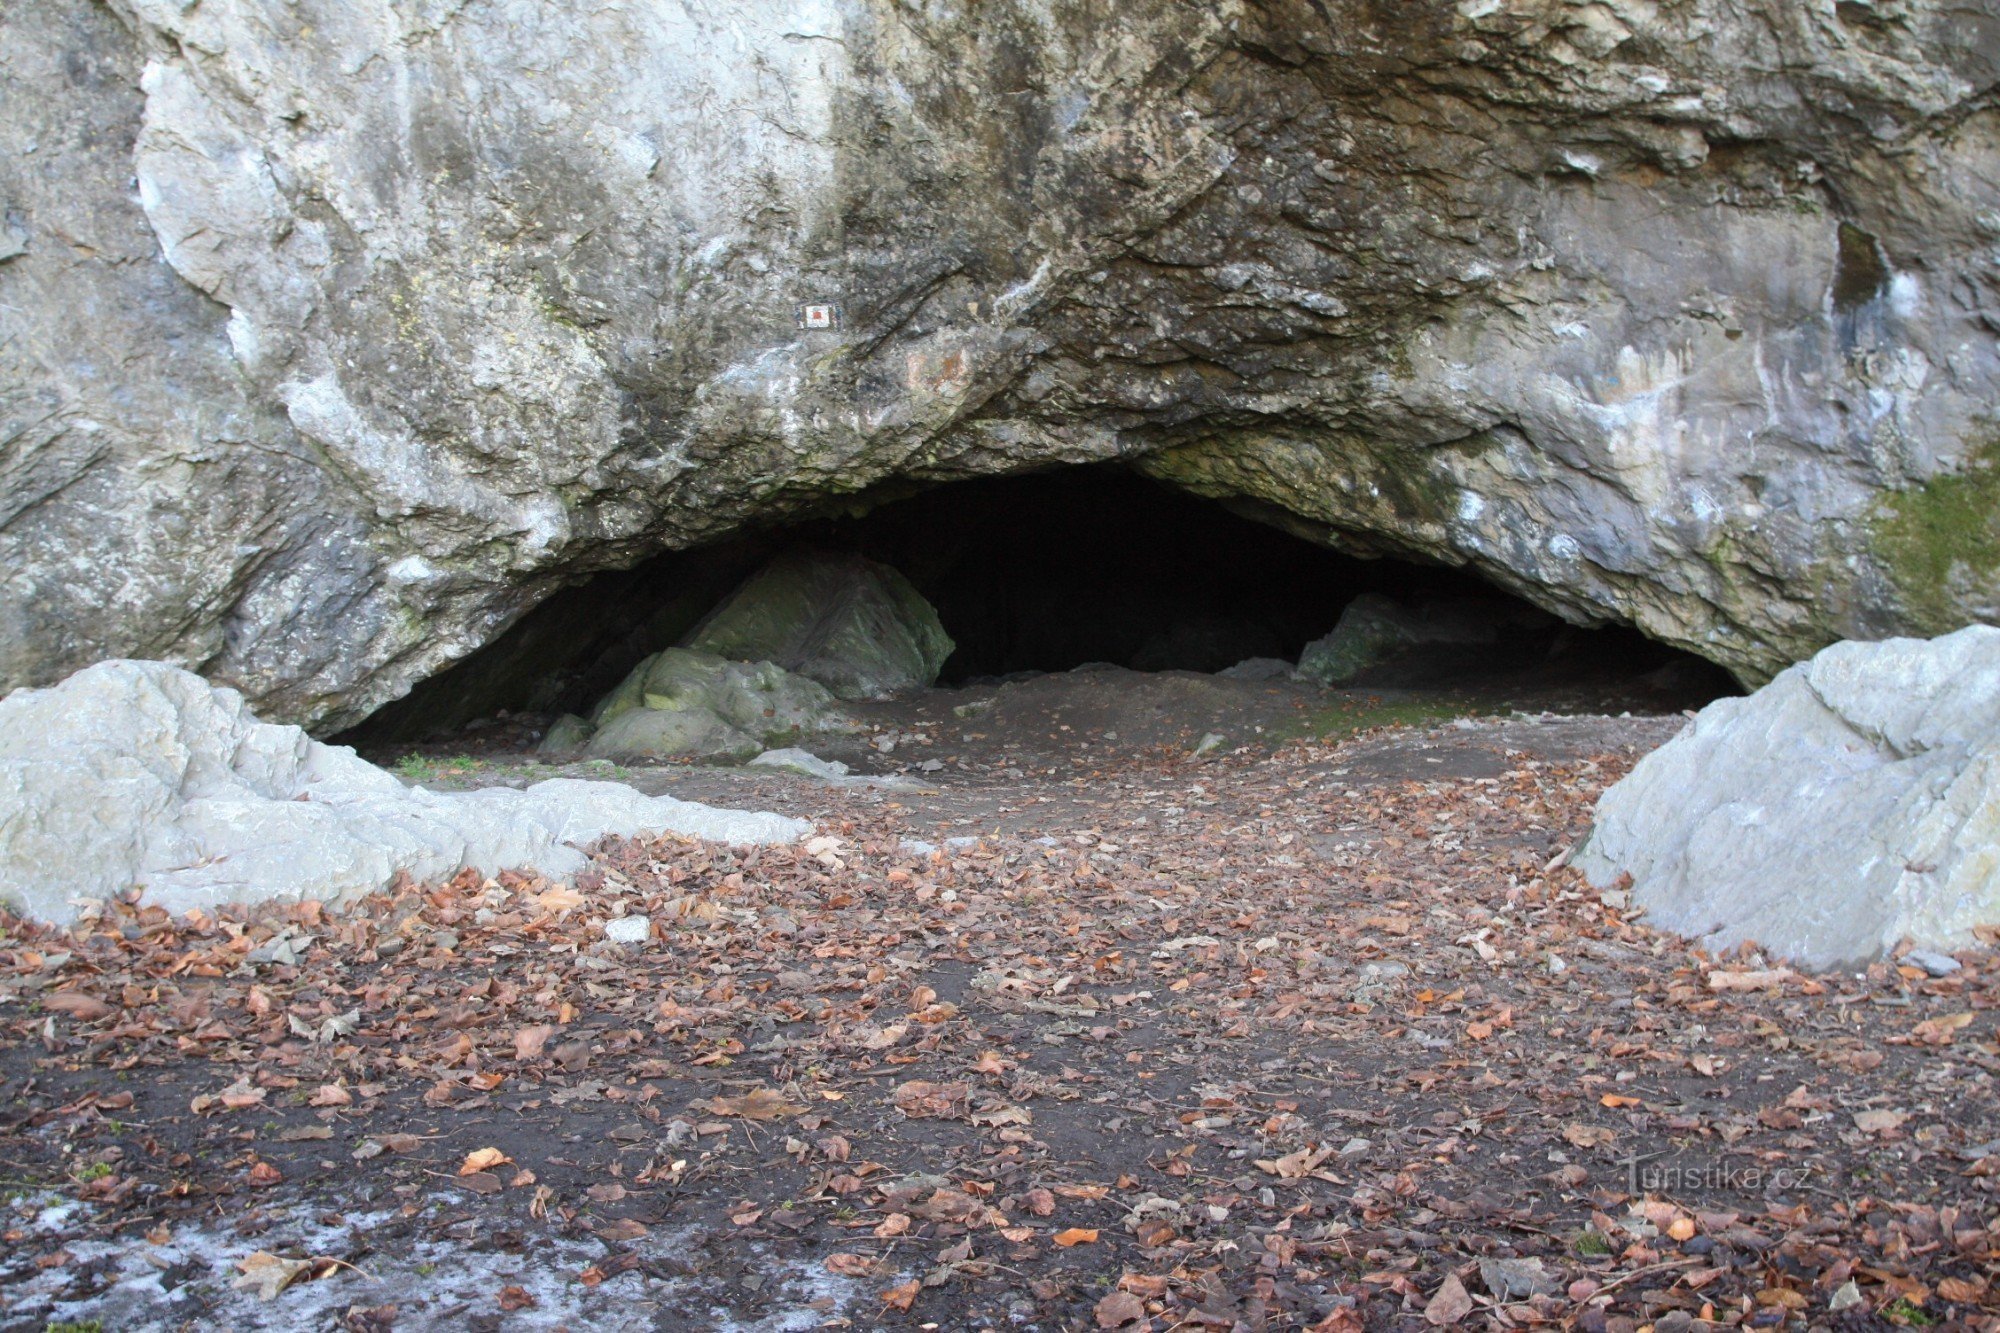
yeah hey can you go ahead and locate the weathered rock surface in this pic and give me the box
[1297,594,1538,686]
[570,648,856,762]
[685,552,953,701]
[4,1,1999,726]
[0,660,806,925]
[1578,627,2000,967]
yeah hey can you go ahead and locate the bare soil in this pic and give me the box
[3,674,1996,1332]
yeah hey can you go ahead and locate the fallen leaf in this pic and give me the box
[308,1084,352,1107]
[513,1024,555,1060]
[825,1253,877,1277]
[1910,1012,1974,1046]
[1425,1272,1474,1326]
[498,1285,537,1311]
[532,885,586,915]
[1095,1290,1147,1328]
[1053,1228,1099,1247]
[460,1147,511,1175]
[1706,968,1793,993]
[1563,1123,1616,1149]
[892,1080,971,1119]
[233,1251,314,1301]
[882,1279,920,1311]
[1256,1143,1333,1179]
[1853,1108,1909,1135]
[702,1088,807,1120]
[41,992,113,1022]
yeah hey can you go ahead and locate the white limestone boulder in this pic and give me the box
[1578,627,2000,968]
[0,660,808,925]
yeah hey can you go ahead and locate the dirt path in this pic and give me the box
[4,707,1997,1332]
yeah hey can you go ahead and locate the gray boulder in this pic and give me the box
[569,647,856,762]
[1578,626,2000,968]
[685,551,953,701]
[0,660,808,925]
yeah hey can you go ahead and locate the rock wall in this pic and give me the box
[4,0,1998,728]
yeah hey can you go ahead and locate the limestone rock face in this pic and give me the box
[569,648,857,762]
[4,1,1999,726]
[0,660,807,925]
[685,552,954,701]
[1578,627,2000,968]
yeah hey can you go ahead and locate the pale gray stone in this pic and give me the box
[0,661,808,925]
[602,915,652,944]
[1578,627,2000,968]
[749,748,853,780]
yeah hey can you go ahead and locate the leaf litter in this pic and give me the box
[2,710,1997,1329]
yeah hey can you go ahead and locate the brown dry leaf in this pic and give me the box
[891,1079,971,1120]
[661,894,723,922]
[498,1285,537,1311]
[971,1050,1014,1076]
[460,1147,511,1175]
[1025,1187,1056,1216]
[1938,1276,1987,1302]
[232,1251,314,1301]
[1562,1123,1616,1149]
[703,1088,807,1120]
[1053,1183,1110,1200]
[596,1217,648,1241]
[1424,1272,1474,1326]
[512,1024,556,1060]
[587,1182,628,1204]
[190,1079,266,1115]
[41,992,113,1022]
[308,1084,352,1107]
[1095,1290,1147,1328]
[873,1212,911,1238]
[1910,1012,1974,1046]
[825,1253,877,1277]
[1600,1094,1642,1109]
[1706,968,1793,993]
[458,1171,503,1195]
[1255,1143,1333,1180]
[882,1279,921,1311]
[532,885,586,915]
[1053,1227,1099,1247]
[1854,1108,1909,1135]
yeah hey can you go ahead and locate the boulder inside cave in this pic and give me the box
[341,467,1732,746]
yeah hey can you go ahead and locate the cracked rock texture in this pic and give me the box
[0,660,808,925]
[1579,625,2000,966]
[4,0,1998,728]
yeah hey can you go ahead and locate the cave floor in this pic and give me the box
[3,678,1998,1332]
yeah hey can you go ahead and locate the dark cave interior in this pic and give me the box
[343,467,1733,743]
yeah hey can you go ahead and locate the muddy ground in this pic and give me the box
[3,669,1997,1332]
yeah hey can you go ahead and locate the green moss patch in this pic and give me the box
[1871,437,2000,633]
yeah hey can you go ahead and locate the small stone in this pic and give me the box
[602,915,651,944]
[1193,731,1226,756]
[1904,949,1962,977]
[1828,1279,1863,1312]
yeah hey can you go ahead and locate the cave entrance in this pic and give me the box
[342,466,1731,744]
